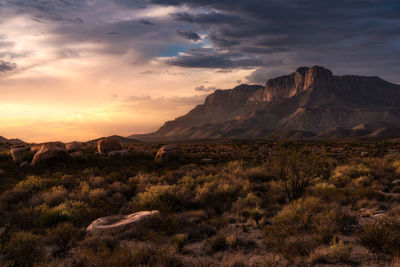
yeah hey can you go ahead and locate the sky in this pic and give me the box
[0,0,399,142]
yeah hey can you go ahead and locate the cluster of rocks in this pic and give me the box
[11,141,83,167]
[97,138,132,158]
[10,137,185,166]
[154,144,184,162]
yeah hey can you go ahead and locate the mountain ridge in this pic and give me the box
[130,66,400,141]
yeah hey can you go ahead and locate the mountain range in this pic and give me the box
[130,66,400,141]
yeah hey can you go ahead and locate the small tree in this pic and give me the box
[270,142,322,202]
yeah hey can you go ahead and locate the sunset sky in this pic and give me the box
[0,0,399,142]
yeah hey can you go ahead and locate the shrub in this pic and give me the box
[309,237,352,264]
[225,254,247,267]
[74,244,183,267]
[41,186,68,206]
[233,192,261,218]
[269,144,322,202]
[204,235,228,254]
[172,234,187,252]
[357,218,400,255]
[0,150,11,161]
[133,184,192,212]
[264,197,356,260]
[1,231,45,266]
[249,208,264,226]
[196,181,239,213]
[46,222,83,254]
[330,164,371,187]
[13,175,49,194]
[40,207,70,227]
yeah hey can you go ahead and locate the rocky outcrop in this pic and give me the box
[155,145,184,162]
[205,84,263,106]
[31,142,70,166]
[97,138,122,155]
[66,142,82,153]
[248,66,333,102]
[30,145,42,154]
[129,66,400,140]
[86,210,160,234]
[10,145,29,163]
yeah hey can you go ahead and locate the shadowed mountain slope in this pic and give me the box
[130,66,400,140]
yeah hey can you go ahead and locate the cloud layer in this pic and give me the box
[0,60,16,72]
[150,0,400,82]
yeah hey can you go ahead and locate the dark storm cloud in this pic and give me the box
[5,0,87,22]
[3,0,400,82]
[245,67,289,84]
[138,19,155,25]
[176,30,201,42]
[172,11,239,25]
[194,85,216,92]
[146,0,400,82]
[167,48,263,69]
[0,60,17,72]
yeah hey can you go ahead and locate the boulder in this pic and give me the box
[31,142,70,166]
[66,142,82,153]
[97,138,122,155]
[10,146,29,163]
[30,144,42,154]
[155,144,184,162]
[86,210,160,234]
[108,150,132,158]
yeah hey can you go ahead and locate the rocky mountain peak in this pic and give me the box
[303,65,333,89]
[204,84,263,106]
[130,66,400,141]
[249,65,334,102]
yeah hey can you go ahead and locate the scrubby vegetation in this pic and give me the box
[1,140,400,266]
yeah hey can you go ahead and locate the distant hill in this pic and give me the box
[130,66,400,140]
[86,135,141,144]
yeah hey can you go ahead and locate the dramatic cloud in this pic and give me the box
[176,29,201,42]
[0,60,16,72]
[149,0,400,82]
[167,48,263,68]
[194,85,216,92]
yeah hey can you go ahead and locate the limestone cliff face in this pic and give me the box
[249,66,334,102]
[205,84,262,106]
[130,66,400,140]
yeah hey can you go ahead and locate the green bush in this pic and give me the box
[264,197,356,261]
[309,237,352,264]
[195,181,239,213]
[358,218,400,255]
[269,144,323,202]
[133,185,192,212]
[204,235,228,254]
[46,222,83,254]
[172,234,187,252]
[1,231,45,266]
[330,164,371,187]
[74,244,183,267]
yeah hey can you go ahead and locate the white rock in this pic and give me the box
[86,210,160,234]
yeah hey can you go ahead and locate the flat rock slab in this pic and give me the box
[86,210,160,234]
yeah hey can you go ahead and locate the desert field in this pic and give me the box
[1,139,400,266]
